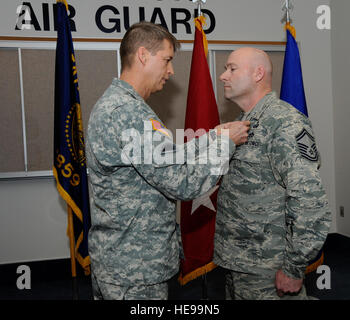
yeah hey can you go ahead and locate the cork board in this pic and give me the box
[0,48,283,173]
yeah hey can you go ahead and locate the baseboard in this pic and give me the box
[0,258,89,287]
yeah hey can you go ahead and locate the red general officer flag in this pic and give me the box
[179,16,220,285]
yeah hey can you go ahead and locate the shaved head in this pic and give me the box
[220,47,273,111]
[230,47,273,80]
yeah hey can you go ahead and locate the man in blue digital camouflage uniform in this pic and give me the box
[214,47,331,300]
[86,22,250,300]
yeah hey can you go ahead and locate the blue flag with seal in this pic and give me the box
[280,22,324,274]
[53,0,91,275]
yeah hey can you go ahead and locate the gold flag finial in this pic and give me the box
[57,0,69,12]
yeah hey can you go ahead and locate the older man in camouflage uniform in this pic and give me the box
[214,47,331,300]
[86,22,250,300]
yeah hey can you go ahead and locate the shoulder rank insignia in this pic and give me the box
[150,118,170,137]
[295,128,319,162]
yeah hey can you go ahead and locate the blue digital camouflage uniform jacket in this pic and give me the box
[214,92,331,279]
[86,78,235,286]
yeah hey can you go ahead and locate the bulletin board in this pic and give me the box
[0,46,284,176]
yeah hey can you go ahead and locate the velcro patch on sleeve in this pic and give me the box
[295,128,319,162]
[150,118,170,137]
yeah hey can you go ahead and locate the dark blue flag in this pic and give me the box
[280,24,308,116]
[280,23,324,274]
[53,0,91,275]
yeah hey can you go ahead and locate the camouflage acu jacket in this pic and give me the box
[86,78,234,286]
[214,92,331,279]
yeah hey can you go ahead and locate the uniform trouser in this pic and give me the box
[225,270,313,300]
[91,271,168,300]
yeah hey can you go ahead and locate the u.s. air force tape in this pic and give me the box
[295,128,319,162]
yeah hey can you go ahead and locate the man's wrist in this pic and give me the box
[282,262,305,280]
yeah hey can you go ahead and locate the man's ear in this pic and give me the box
[255,65,265,82]
[137,46,149,65]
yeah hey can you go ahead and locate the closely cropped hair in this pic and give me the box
[120,21,180,71]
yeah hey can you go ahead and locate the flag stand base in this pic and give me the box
[72,276,79,300]
[201,273,208,300]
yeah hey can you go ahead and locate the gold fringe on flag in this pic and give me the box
[285,22,296,39]
[54,167,91,275]
[195,16,208,58]
[305,252,324,274]
[178,262,217,286]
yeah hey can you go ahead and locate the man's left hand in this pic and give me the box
[275,269,303,297]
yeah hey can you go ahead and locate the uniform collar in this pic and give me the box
[240,91,276,122]
[112,78,144,102]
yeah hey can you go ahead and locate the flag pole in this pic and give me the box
[283,0,292,25]
[192,0,209,300]
[280,0,324,273]
[67,205,79,299]
[197,0,208,301]
[193,0,206,17]
[55,0,91,298]
[285,0,290,23]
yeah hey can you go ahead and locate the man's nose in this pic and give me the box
[219,70,227,82]
[168,61,174,76]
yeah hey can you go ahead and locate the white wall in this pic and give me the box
[330,0,350,237]
[0,0,341,264]
[0,178,70,264]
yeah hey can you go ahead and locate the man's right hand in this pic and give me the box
[216,121,250,146]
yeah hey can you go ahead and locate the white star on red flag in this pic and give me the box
[191,185,219,215]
